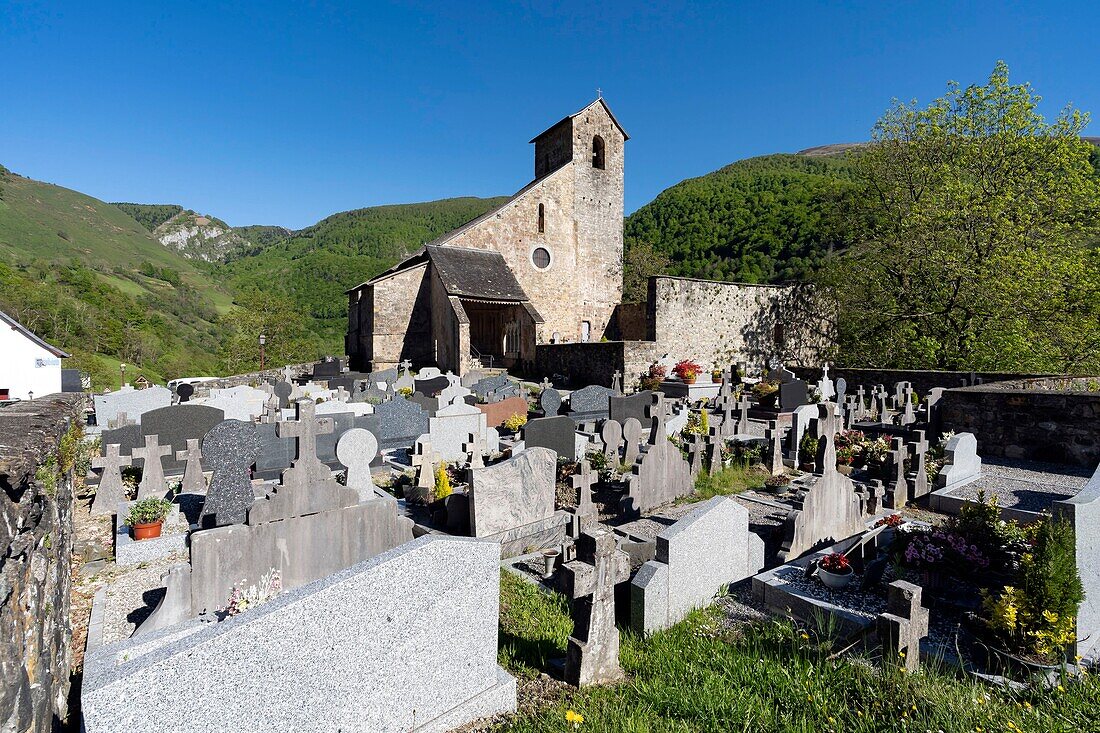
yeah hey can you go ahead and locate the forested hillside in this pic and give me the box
[622,154,860,294]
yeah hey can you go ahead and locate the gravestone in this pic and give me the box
[132,435,172,500]
[409,438,441,504]
[85,537,515,733]
[336,428,379,498]
[273,381,293,408]
[253,424,295,480]
[779,402,864,561]
[408,391,439,417]
[571,460,598,532]
[908,431,930,500]
[600,419,623,462]
[779,379,809,411]
[417,366,443,379]
[538,387,562,417]
[142,404,225,474]
[468,447,557,539]
[609,390,655,425]
[816,365,835,401]
[94,385,173,427]
[706,429,723,475]
[367,367,398,386]
[886,437,908,508]
[430,401,494,462]
[415,376,450,396]
[926,387,946,439]
[623,395,693,514]
[935,432,982,490]
[471,373,511,401]
[375,397,430,451]
[834,377,847,413]
[562,528,631,686]
[438,381,473,406]
[665,403,689,437]
[176,439,206,495]
[1053,462,1100,663]
[787,404,819,464]
[464,431,486,469]
[523,415,578,462]
[611,370,622,393]
[311,357,344,379]
[90,445,132,515]
[766,421,784,476]
[199,420,262,527]
[876,580,928,672]
[566,385,615,424]
[631,497,764,634]
[99,423,143,458]
[278,400,335,485]
[688,433,705,477]
[621,418,643,466]
[202,385,268,421]
[175,383,194,403]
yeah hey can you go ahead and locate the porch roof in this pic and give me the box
[426,245,529,302]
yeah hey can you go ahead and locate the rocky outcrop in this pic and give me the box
[0,394,84,732]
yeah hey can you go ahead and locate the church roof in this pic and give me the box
[426,245,529,302]
[528,98,629,143]
[0,309,70,358]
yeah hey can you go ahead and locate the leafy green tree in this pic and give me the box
[220,290,319,373]
[621,240,672,302]
[821,62,1100,372]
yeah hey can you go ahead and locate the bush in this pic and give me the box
[433,463,452,501]
[798,433,818,464]
[981,516,1083,661]
[503,412,528,432]
[126,497,172,526]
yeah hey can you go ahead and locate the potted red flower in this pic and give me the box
[817,552,854,589]
[672,360,703,385]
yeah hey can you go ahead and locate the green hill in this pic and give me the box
[217,197,510,344]
[111,202,184,231]
[623,153,860,294]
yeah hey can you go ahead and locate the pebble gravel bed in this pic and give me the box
[954,458,1089,511]
[102,553,188,645]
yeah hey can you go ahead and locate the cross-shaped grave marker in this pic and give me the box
[463,431,485,470]
[886,436,908,508]
[766,420,784,476]
[877,580,929,672]
[706,428,723,476]
[645,393,666,444]
[611,370,622,393]
[908,430,930,499]
[175,438,206,494]
[277,399,335,484]
[571,459,598,531]
[411,438,440,493]
[688,431,705,476]
[91,444,132,515]
[132,434,172,500]
[563,529,631,686]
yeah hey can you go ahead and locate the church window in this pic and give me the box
[537,203,545,233]
[531,246,551,270]
[774,323,785,347]
[581,321,591,342]
[592,135,605,170]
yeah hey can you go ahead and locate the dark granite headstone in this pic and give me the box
[270,381,293,409]
[779,380,809,411]
[141,404,225,474]
[408,392,439,416]
[375,397,430,451]
[317,412,356,467]
[99,424,143,457]
[61,369,83,393]
[311,358,344,379]
[609,390,656,424]
[567,385,615,423]
[175,383,194,402]
[523,415,577,461]
[472,373,511,400]
[254,423,294,480]
[539,387,562,417]
[199,420,262,527]
[325,376,357,393]
[414,376,450,396]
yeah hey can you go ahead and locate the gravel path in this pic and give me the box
[101,554,188,645]
[954,458,1089,512]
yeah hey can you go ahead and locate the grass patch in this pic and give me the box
[689,464,768,502]
[494,568,1100,732]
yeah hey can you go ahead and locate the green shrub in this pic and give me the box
[126,497,172,526]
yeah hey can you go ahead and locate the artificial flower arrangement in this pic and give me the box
[672,359,703,383]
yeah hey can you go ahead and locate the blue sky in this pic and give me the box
[3,1,1098,229]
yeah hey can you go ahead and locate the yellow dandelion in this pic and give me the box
[566,709,584,726]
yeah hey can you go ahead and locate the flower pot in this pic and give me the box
[757,392,778,409]
[764,479,790,494]
[837,465,853,476]
[712,372,722,383]
[817,567,853,589]
[682,376,697,385]
[132,520,163,541]
[799,461,816,473]
[972,639,1066,683]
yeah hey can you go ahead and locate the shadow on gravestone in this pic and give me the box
[99,424,143,458]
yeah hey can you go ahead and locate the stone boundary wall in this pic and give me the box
[790,367,1059,395]
[938,384,1100,466]
[0,393,85,732]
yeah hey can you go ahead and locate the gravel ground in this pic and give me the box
[101,553,188,645]
[613,503,697,540]
[954,458,1089,511]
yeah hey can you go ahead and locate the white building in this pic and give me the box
[0,309,70,401]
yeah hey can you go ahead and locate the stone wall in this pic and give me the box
[365,263,433,371]
[790,367,1059,396]
[0,394,84,732]
[938,383,1100,466]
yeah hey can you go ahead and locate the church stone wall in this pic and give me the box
[368,264,432,370]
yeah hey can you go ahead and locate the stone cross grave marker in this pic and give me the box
[176,438,206,495]
[464,431,486,469]
[738,394,750,431]
[646,392,666,443]
[876,580,928,672]
[688,432,705,476]
[718,400,735,437]
[908,430,930,499]
[873,391,889,423]
[611,370,622,394]
[539,387,562,417]
[855,385,867,419]
[706,428,723,476]
[200,420,262,527]
[622,418,642,465]
[600,419,622,463]
[90,444,132,515]
[835,377,847,415]
[899,387,917,426]
[411,438,440,496]
[766,420,784,476]
[886,437,908,508]
[817,364,835,401]
[278,399,335,485]
[336,428,379,496]
[132,435,172,500]
[563,528,631,686]
[571,459,598,531]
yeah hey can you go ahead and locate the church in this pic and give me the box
[346,99,828,382]
[346,98,627,375]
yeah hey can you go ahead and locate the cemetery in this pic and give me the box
[0,351,1092,732]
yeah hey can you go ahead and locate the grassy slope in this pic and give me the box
[495,571,1097,733]
[218,196,510,345]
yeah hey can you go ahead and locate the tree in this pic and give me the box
[821,61,1100,372]
[220,290,319,373]
[621,240,672,303]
